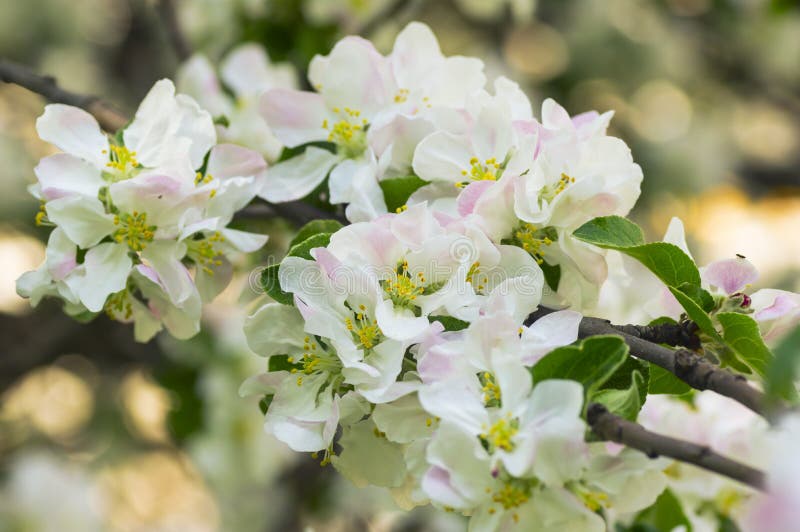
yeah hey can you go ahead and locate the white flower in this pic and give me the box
[18,79,267,340]
[177,43,298,161]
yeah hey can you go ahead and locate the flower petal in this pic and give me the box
[45,196,115,248]
[36,104,108,168]
[78,243,131,312]
[701,257,759,295]
[259,146,337,203]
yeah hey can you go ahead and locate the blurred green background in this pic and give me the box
[0,0,798,530]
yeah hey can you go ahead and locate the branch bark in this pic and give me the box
[611,320,700,349]
[587,403,766,491]
[0,59,127,132]
[526,307,770,417]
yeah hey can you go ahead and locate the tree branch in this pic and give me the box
[233,199,347,227]
[611,320,700,349]
[0,59,127,132]
[526,307,770,417]
[156,0,192,62]
[587,403,766,491]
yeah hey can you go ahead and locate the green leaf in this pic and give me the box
[668,287,723,342]
[429,315,470,331]
[676,283,715,312]
[572,215,645,247]
[717,312,774,378]
[259,395,273,415]
[260,264,293,305]
[379,175,427,212]
[633,489,692,532]
[531,336,629,398]
[287,232,332,260]
[540,261,561,292]
[601,356,650,407]
[574,217,701,289]
[268,354,298,372]
[213,114,230,127]
[289,219,344,249]
[592,369,646,421]
[765,326,800,404]
[648,364,692,395]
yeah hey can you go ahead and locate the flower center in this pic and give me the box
[345,305,383,350]
[104,288,132,320]
[513,223,556,265]
[382,260,427,308]
[456,157,501,188]
[290,336,342,386]
[187,232,225,275]
[541,172,575,202]
[322,107,367,158]
[480,372,501,407]
[103,145,139,178]
[113,211,156,252]
[481,416,519,453]
[394,88,409,103]
[491,482,530,510]
[467,261,488,294]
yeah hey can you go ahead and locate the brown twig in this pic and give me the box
[526,307,771,417]
[234,199,347,227]
[156,0,192,62]
[587,403,766,491]
[0,59,127,132]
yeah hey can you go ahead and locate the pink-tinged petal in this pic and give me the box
[175,54,230,117]
[136,264,160,285]
[457,180,494,216]
[754,292,799,322]
[390,21,442,89]
[35,154,106,201]
[310,247,342,279]
[702,257,759,295]
[140,240,194,306]
[421,467,470,509]
[260,88,329,148]
[79,243,132,312]
[259,146,337,203]
[540,98,573,130]
[44,228,78,281]
[221,43,297,96]
[309,36,396,118]
[36,104,108,168]
[206,143,266,179]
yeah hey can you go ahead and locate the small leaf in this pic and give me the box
[572,215,645,247]
[592,369,645,421]
[633,489,692,532]
[574,217,701,288]
[213,114,230,127]
[648,364,691,395]
[531,335,629,398]
[717,312,774,378]
[668,287,723,342]
[260,264,293,305]
[601,356,650,408]
[259,395,273,415]
[675,283,715,312]
[540,261,561,292]
[287,232,332,260]
[289,219,344,249]
[268,354,298,372]
[379,175,427,212]
[429,315,470,331]
[765,326,800,404]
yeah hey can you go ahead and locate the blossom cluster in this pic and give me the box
[17,80,268,341]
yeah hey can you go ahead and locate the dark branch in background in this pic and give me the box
[0,59,128,132]
[357,0,421,36]
[526,307,770,417]
[234,199,348,227]
[611,320,700,350]
[156,0,192,62]
[588,403,766,491]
